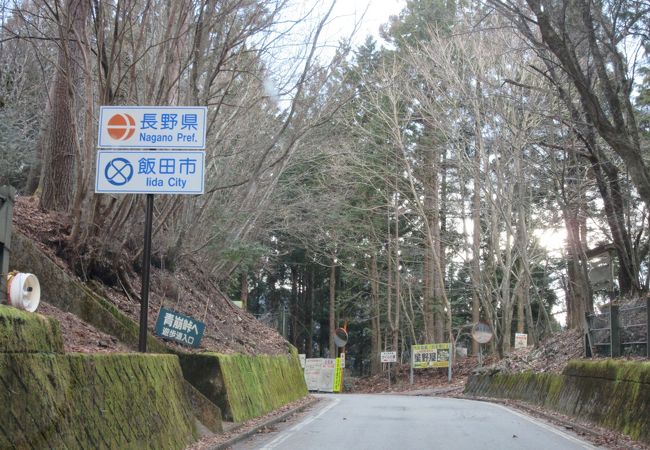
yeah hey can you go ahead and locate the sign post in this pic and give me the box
[381,351,397,388]
[139,193,153,352]
[97,106,207,353]
[333,327,348,392]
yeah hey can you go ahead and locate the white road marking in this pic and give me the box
[490,402,598,450]
[259,397,341,450]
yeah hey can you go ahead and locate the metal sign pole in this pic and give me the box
[410,349,414,385]
[447,342,454,383]
[139,193,154,352]
[388,362,391,389]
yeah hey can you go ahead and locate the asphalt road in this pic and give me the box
[233,394,598,450]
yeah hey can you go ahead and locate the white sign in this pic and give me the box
[98,106,207,149]
[381,351,397,363]
[304,358,323,391]
[95,151,205,194]
[515,333,528,349]
[299,354,306,369]
[318,358,336,392]
[340,352,345,368]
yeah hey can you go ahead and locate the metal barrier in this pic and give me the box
[586,311,612,356]
[586,301,650,358]
[620,304,648,355]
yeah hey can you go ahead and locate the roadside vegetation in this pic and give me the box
[1,0,649,377]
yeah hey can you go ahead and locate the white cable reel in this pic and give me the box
[6,272,41,312]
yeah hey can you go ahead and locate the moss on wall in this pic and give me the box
[0,353,197,449]
[465,360,650,444]
[179,350,307,422]
[0,306,64,353]
[10,232,167,353]
[183,380,223,433]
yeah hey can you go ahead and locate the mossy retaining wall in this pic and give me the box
[465,360,650,444]
[0,306,63,353]
[0,353,197,449]
[179,350,308,422]
[10,232,167,353]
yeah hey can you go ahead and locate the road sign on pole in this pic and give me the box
[380,351,397,363]
[95,151,205,195]
[98,106,207,149]
[96,105,208,353]
[411,343,453,383]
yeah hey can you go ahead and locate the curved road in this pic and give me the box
[234,394,597,450]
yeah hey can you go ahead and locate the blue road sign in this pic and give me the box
[95,150,205,194]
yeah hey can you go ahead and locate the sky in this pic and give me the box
[325,0,406,46]
[261,1,407,100]
[291,0,407,54]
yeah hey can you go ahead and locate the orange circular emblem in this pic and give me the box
[107,113,136,141]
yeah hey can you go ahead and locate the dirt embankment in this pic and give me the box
[12,196,288,356]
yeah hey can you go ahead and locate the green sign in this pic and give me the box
[154,307,205,348]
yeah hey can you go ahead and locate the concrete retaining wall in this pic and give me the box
[179,350,308,422]
[0,307,197,449]
[9,232,301,430]
[0,306,63,353]
[465,360,650,444]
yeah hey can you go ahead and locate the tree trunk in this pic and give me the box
[470,85,484,355]
[40,0,89,212]
[369,254,382,375]
[291,265,299,346]
[433,149,446,343]
[240,272,248,309]
[563,207,593,328]
[588,146,641,295]
[306,265,314,358]
[328,261,336,357]
[393,198,401,353]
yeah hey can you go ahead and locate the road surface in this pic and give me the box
[233,394,597,450]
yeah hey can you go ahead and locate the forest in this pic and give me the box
[1,0,649,375]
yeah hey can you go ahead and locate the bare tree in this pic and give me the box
[491,0,650,211]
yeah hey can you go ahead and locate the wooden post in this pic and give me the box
[610,305,621,357]
[0,186,16,305]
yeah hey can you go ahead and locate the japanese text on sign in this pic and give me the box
[98,106,207,149]
[333,358,343,393]
[515,333,528,349]
[154,307,205,348]
[304,358,323,391]
[95,151,205,194]
[412,343,451,369]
